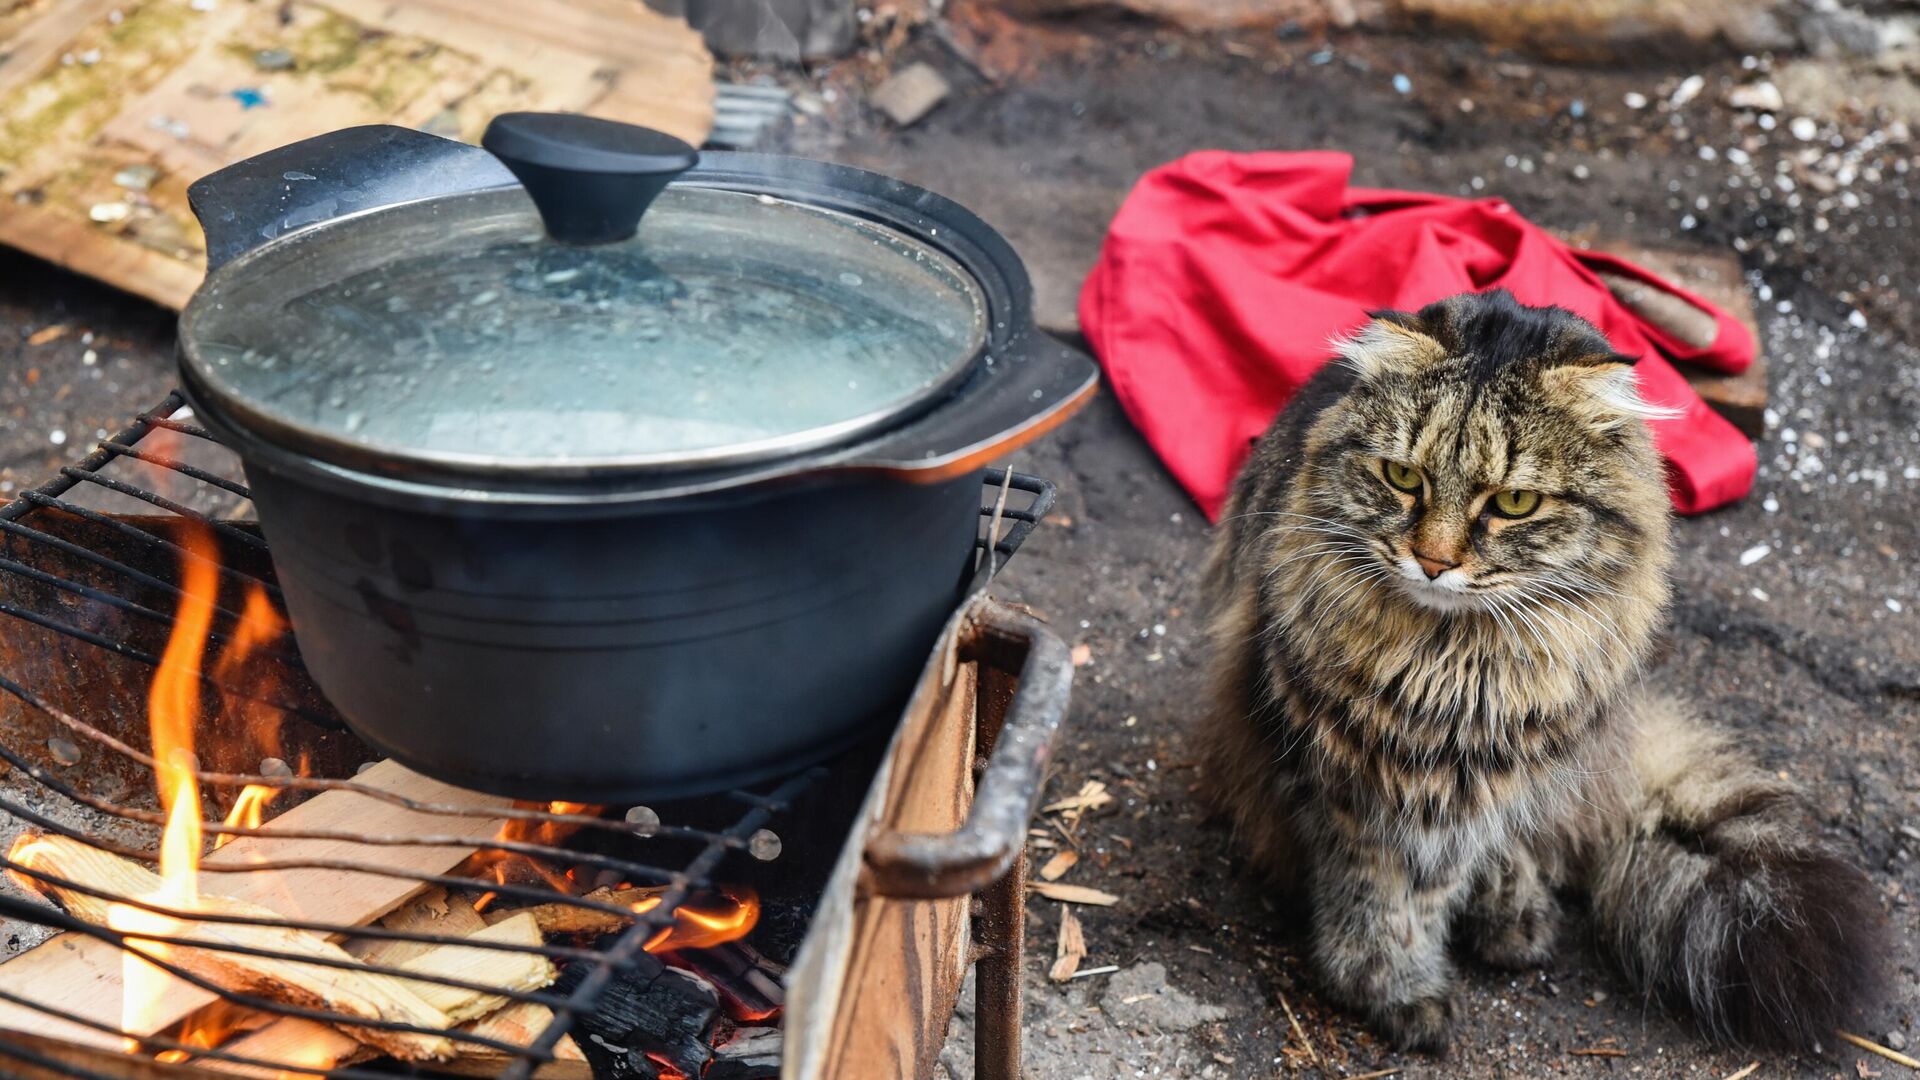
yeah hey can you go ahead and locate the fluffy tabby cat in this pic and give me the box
[1198,290,1881,1051]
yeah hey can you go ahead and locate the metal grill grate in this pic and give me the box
[0,391,1055,1080]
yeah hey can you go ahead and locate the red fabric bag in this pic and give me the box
[1079,150,1757,519]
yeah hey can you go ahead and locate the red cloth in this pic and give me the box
[1079,151,1756,520]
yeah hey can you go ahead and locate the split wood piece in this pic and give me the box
[348,886,487,969]
[432,1002,593,1080]
[11,834,453,1061]
[393,912,553,1024]
[484,884,670,936]
[0,760,511,1052]
[200,915,578,1077]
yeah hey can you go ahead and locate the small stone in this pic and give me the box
[88,201,130,223]
[48,429,66,446]
[870,62,950,128]
[253,47,294,71]
[46,737,80,766]
[1623,92,1649,110]
[1670,74,1705,107]
[1889,599,1905,614]
[354,761,378,775]
[258,756,293,779]
[1727,81,1783,112]
[1739,544,1771,566]
[1392,73,1412,95]
[1888,1031,1909,1051]
[1789,116,1819,141]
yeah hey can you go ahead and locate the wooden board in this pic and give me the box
[809,645,978,1078]
[0,0,714,309]
[0,760,511,1051]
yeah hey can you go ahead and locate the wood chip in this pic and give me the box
[1041,780,1112,819]
[26,324,69,346]
[1570,1047,1631,1057]
[1029,881,1118,906]
[1066,965,1120,980]
[1039,850,1079,882]
[1048,907,1086,982]
[1346,1070,1402,1080]
[1839,1031,1920,1070]
[1722,1063,1760,1080]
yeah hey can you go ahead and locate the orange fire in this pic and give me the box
[210,584,290,770]
[467,801,601,905]
[212,784,278,850]
[107,525,223,1033]
[639,887,760,954]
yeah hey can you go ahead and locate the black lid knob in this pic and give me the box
[481,113,698,246]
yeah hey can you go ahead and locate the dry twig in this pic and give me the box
[1839,1031,1920,1070]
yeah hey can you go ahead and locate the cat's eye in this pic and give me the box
[1382,461,1423,493]
[1490,489,1542,518]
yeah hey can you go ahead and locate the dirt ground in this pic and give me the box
[1,15,1916,1080]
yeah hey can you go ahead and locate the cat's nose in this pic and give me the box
[1414,550,1459,579]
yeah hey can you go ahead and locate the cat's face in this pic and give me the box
[1297,292,1672,617]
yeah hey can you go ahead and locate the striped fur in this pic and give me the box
[1197,291,1883,1051]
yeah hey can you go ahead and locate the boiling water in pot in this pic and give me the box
[192,187,988,469]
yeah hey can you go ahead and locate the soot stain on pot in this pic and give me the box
[354,578,421,660]
[387,538,434,593]
[343,520,382,565]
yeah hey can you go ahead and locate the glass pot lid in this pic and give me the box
[180,179,990,477]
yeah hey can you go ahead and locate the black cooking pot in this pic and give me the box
[177,115,1095,802]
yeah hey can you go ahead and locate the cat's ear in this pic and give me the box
[1332,311,1446,380]
[1540,353,1681,429]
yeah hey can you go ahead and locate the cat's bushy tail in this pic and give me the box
[1585,697,1884,1048]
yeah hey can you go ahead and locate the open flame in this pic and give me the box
[107,525,223,1034]
[639,887,761,954]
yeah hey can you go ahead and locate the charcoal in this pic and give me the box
[563,953,718,1078]
[669,941,785,1022]
[707,1026,782,1079]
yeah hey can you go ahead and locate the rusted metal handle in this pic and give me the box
[863,603,1073,899]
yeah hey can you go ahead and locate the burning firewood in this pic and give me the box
[9,834,454,1061]
[487,883,670,936]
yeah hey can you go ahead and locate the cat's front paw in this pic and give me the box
[1370,994,1456,1053]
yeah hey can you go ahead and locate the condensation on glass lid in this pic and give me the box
[186,186,989,470]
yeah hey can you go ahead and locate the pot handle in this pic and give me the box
[830,327,1100,483]
[863,604,1073,899]
[189,126,516,271]
[481,113,698,246]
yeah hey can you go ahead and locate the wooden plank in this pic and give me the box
[0,0,714,310]
[820,660,977,1078]
[0,760,511,1051]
